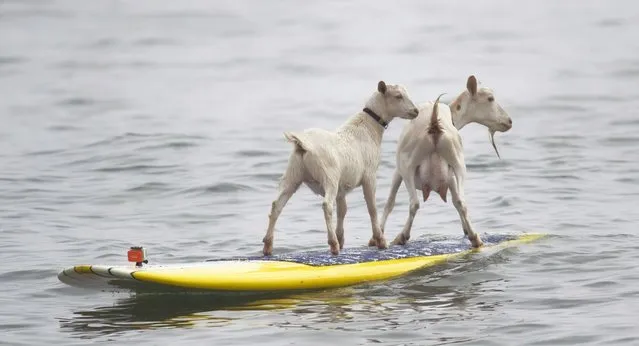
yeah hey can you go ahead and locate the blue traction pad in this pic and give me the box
[206,233,519,267]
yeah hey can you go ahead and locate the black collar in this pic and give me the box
[363,107,388,129]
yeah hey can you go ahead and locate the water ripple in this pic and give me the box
[182,182,255,195]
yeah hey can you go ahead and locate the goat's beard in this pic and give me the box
[489,129,501,159]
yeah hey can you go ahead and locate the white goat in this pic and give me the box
[375,75,512,248]
[262,81,420,256]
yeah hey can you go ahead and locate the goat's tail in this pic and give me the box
[427,93,446,143]
[284,131,312,154]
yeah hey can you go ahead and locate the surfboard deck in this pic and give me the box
[58,233,545,293]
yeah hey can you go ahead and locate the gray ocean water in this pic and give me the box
[1,0,639,345]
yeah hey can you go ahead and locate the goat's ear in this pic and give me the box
[466,75,477,96]
[378,81,387,94]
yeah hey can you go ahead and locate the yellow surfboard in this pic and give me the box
[58,233,545,292]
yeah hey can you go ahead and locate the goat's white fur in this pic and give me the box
[376,75,512,248]
[263,81,420,256]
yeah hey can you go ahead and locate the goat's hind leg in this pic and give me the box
[439,135,482,248]
[391,171,420,246]
[262,155,303,256]
[447,162,483,248]
[263,182,300,255]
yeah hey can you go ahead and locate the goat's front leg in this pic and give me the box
[448,172,483,248]
[369,169,403,246]
[322,184,340,255]
[362,176,387,250]
[263,181,301,256]
[391,172,419,246]
[336,195,347,249]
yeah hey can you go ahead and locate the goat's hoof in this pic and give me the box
[391,234,409,246]
[262,237,273,256]
[375,237,388,250]
[367,237,378,247]
[328,240,340,256]
[469,235,483,248]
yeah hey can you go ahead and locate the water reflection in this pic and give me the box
[58,289,358,338]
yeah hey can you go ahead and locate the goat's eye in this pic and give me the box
[395,95,403,99]
[488,96,494,102]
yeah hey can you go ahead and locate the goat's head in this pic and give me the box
[454,75,512,158]
[377,81,419,120]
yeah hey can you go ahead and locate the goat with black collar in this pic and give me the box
[262,81,420,256]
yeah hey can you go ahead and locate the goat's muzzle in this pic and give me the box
[503,117,513,131]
